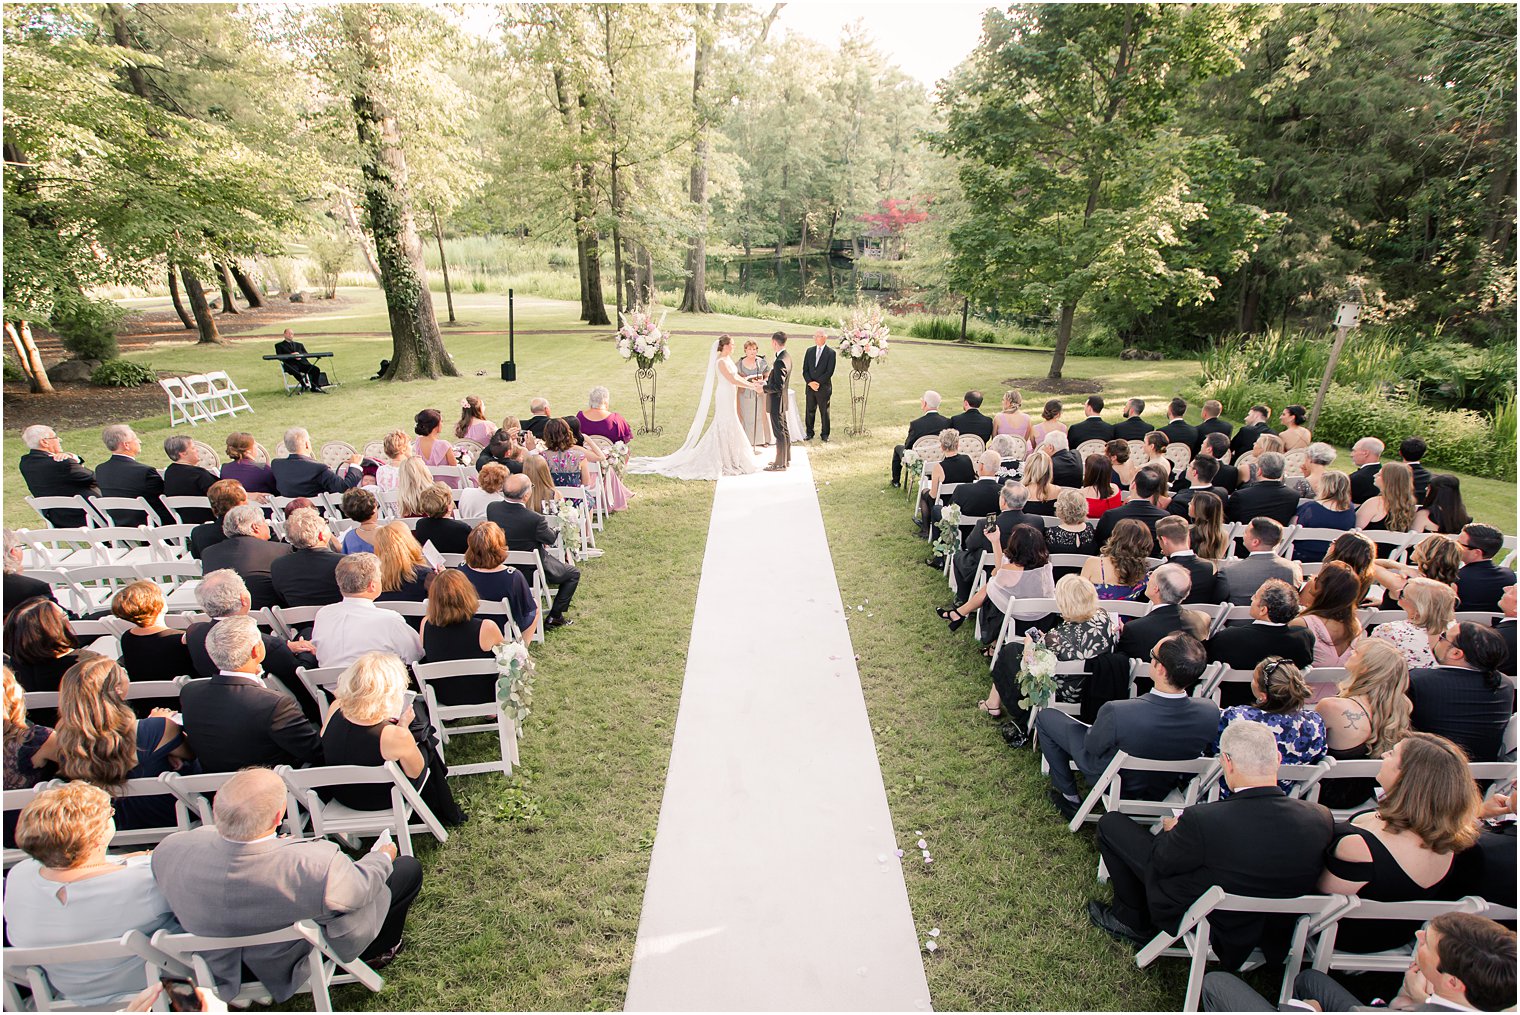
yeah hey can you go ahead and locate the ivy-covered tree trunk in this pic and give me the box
[551,68,611,326]
[6,320,54,393]
[179,268,222,344]
[678,4,715,314]
[167,264,194,329]
[214,261,241,314]
[229,262,266,308]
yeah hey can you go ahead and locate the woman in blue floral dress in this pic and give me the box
[1215,656,1327,797]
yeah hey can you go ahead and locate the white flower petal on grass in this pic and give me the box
[929,928,940,937]
[924,940,938,952]
[916,838,927,849]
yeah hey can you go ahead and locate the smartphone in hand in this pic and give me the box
[396,691,416,722]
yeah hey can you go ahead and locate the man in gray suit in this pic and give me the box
[152,769,423,1002]
[1214,517,1303,605]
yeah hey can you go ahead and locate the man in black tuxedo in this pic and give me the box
[1039,433,1084,487]
[949,390,994,443]
[274,328,326,393]
[762,331,791,471]
[1497,585,1516,676]
[1348,437,1385,504]
[269,508,343,608]
[161,434,217,522]
[952,482,1041,602]
[201,504,294,610]
[94,424,166,525]
[1066,395,1113,449]
[1455,523,1516,613]
[1174,432,1237,496]
[1160,397,1199,454]
[271,427,363,497]
[951,451,1003,519]
[1400,437,1432,503]
[18,425,98,527]
[1094,466,1170,550]
[1116,565,1194,660]
[1037,632,1218,818]
[1195,399,1233,447]
[1228,404,1276,461]
[1112,398,1155,440]
[1090,720,1333,966]
[890,391,952,487]
[523,397,553,439]
[1208,579,1315,668]
[1168,456,1228,519]
[1409,621,1513,761]
[487,475,580,628]
[1155,517,1218,604]
[801,329,835,443]
[1225,452,1299,525]
[179,614,323,772]
[184,570,320,718]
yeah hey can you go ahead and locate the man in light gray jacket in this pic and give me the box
[151,769,422,1002]
[1214,517,1303,606]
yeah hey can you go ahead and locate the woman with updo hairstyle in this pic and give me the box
[4,781,181,1006]
[993,390,1032,441]
[340,486,381,553]
[412,407,459,488]
[110,580,194,683]
[1314,638,1413,808]
[374,429,411,490]
[1188,491,1228,562]
[1105,437,1138,491]
[219,432,277,494]
[1030,399,1066,444]
[1214,656,1326,795]
[1080,517,1151,600]
[1318,731,1483,953]
[1046,488,1096,555]
[373,521,434,602]
[542,417,593,491]
[455,395,494,443]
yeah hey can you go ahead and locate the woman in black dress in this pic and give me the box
[2,598,81,726]
[458,523,539,642]
[374,521,436,603]
[420,570,506,706]
[110,580,194,684]
[917,429,974,535]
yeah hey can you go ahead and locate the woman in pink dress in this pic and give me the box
[1291,561,1365,699]
[575,386,632,512]
[992,390,1033,442]
[1029,399,1067,445]
[412,409,459,489]
[454,396,495,445]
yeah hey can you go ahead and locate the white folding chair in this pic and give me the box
[505,549,553,617]
[270,605,324,640]
[204,369,253,415]
[13,527,98,569]
[145,523,199,561]
[1304,895,1489,977]
[1281,526,1353,559]
[2,929,187,1013]
[180,373,234,421]
[21,497,100,531]
[160,376,214,427]
[294,664,346,721]
[1066,753,1217,832]
[1197,665,1257,703]
[103,776,194,849]
[133,559,204,613]
[1099,600,1152,620]
[87,496,159,528]
[556,488,597,558]
[411,658,519,776]
[158,496,214,525]
[160,770,303,835]
[58,563,141,615]
[151,920,382,1011]
[276,761,449,856]
[987,597,1059,670]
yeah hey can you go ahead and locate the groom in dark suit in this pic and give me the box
[764,331,791,472]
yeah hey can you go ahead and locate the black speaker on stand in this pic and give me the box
[500,288,517,381]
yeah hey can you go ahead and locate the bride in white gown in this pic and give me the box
[629,335,764,480]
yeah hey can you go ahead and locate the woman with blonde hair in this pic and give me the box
[1356,461,1417,534]
[110,580,194,683]
[373,521,434,602]
[1187,491,1228,562]
[1022,450,1062,516]
[1080,517,1151,600]
[4,665,58,793]
[993,389,1032,441]
[1236,431,1285,485]
[1315,638,1413,808]
[455,395,494,443]
[1292,469,1356,562]
[320,650,465,826]
[374,429,411,490]
[396,455,435,517]
[986,574,1122,721]
[1369,577,1455,668]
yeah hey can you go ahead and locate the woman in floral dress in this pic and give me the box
[1215,656,1327,796]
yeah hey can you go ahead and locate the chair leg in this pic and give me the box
[1183,921,1211,1012]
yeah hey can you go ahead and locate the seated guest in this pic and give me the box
[1400,436,1433,502]
[94,424,164,524]
[1317,732,1482,953]
[486,475,580,629]
[518,444,557,513]
[1080,453,1122,518]
[274,327,325,391]
[321,651,466,826]
[1038,632,1217,819]
[460,462,511,520]
[1286,441,1337,499]
[475,427,526,476]
[412,407,460,489]
[1455,522,1516,613]
[1116,564,1193,660]
[372,429,411,490]
[577,385,634,445]
[983,575,1120,720]
[1408,621,1511,761]
[1046,488,1096,556]
[413,483,473,555]
[993,390,1034,443]
[890,390,952,487]
[1167,455,1226,519]
[935,524,1053,646]
[1499,584,1516,676]
[949,390,993,442]
[18,424,98,527]
[56,654,193,828]
[1355,460,1417,538]
[375,521,435,602]
[1209,579,1314,667]
[1020,451,1063,517]
[458,522,540,641]
[1160,397,1198,453]
[110,580,194,682]
[1066,394,1111,447]
[1140,430,1170,473]
[271,426,362,496]
[160,434,216,522]
[1112,397,1154,441]
[916,429,972,537]
[179,615,322,771]
[4,665,59,792]
[201,503,292,610]
[220,432,278,495]
[269,507,344,607]
[1187,491,1229,562]
[953,481,1044,601]
[1292,469,1356,562]
[188,478,246,560]
[1041,432,1084,488]
[1373,532,1461,604]
[312,553,423,668]
[523,395,554,439]
[421,569,508,681]
[1348,436,1384,504]
[542,419,590,495]
[1156,516,1217,604]
[1093,466,1168,550]
[182,570,317,706]
[396,456,435,517]
[341,486,383,553]
[152,767,422,998]
[3,528,57,618]
[1292,561,1365,674]
[1227,403,1276,461]
[456,394,496,444]
[1214,657,1326,795]
[1091,720,1333,958]
[951,450,1003,519]
[1106,438,1139,491]
[1214,517,1301,605]
[1081,517,1152,601]
[1370,576,1455,668]
[1195,398,1233,444]
[1030,398,1066,445]
[1325,531,1380,605]
[1313,639,1412,810]
[1235,432,1283,485]
[1226,451,1298,525]
[5,782,180,1007]
[990,434,1023,482]
[1415,474,1471,535]
[1277,403,1311,451]
[3,598,81,723]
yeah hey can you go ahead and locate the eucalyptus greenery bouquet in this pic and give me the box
[1016,640,1059,711]
[901,448,924,485]
[930,504,962,559]
[492,640,536,740]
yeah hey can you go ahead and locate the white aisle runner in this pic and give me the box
[625,448,932,1012]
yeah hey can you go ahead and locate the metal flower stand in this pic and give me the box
[634,362,662,436]
[848,357,873,436]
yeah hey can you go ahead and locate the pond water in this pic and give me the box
[705,254,904,307]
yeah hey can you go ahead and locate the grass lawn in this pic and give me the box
[2,287,1513,1010]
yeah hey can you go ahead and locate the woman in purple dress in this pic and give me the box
[576,386,632,512]
[219,433,277,495]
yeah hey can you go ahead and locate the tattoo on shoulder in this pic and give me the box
[1341,709,1366,730]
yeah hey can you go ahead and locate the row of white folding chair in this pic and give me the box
[38,559,203,616]
[23,675,185,719]
[411,658,520,777]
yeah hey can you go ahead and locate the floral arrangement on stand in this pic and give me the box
[492,640,535,740]
[617,309,672,369]
[837,302,891,370]
[1015,640,1059,712]
[930,504,962,560]
[603,440,629,477]
[549,498,584,557]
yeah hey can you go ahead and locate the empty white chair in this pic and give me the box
[411,658,519,776]
[276,761,448,856]
[204,369,253,415]
[159,376,214,427]
[294,665,346,722]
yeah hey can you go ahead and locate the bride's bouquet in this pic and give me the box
[617,309,671,369]
[837,303,890,370]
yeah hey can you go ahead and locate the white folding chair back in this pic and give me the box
[160,770,302,834]
[505,550,553,617]
[276,761,448,856]
[374,600,427,620]
[1099,599,1151,619]
[90,496,159,527]
[204,370,253,414]
[557,488,597,557]
[585,435,614,456]
[14,526,98,568]
[133,559,204,612]
[59,563,141,614]
[188,440,221,476]
[181,374,234,421]
[159,496,214,525]
[411,658,519,776]
[160,377,214,426]
[1066,752,1215,831]
[151,920,382,1011]
[1,929,185,1013]
[910,435,944,464]
[22,497,101,531]
[1282,449,1308,478]
[987,597,1059,669]
[362,440,387,460]
[146,523,199,561]
[294,665,346,721]
[105,775,193,849]
[251,441,273,464]
[270,604,323,640]
[1307,895,1489,976]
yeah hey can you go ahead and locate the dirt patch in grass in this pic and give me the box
[1001,376,1104,395]
[4,376,172,432]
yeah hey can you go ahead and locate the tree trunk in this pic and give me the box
[551,67,610,326]
[167,264,194,329]
[1048,302,1076,379]
[583,228,610,325]
[678,4,716,314]
[333,187,385,286]
[214,261,241,314]
[180,268,222,344]
[826,209,838,253]
[6,320,54,393]
[229,262,266,308]
[431,207,456,324]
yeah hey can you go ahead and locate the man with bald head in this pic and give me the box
[485,473,580,628]
[152,768,423,1000]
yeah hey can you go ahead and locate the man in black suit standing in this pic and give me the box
[201,504,294,610]
[274,328,326,393]
[1112,398,1155,440]
[801,329,835,443]
[1455,523,1516,613]
[269,508,343,608]
[1208,579,1315,668]
[1400,437,1433,503]
[1225,452,1299,525]
[890,391,951,487]
[763,331,791,471]
[95,424,165,525]
[949,390,994,443]
[18,425,98,527]
[1409,621,1513,762]
[1228,404,1276,461]
[1497,585,1516,676]
[1168,456,1228,518]
[1095,466,1170,550]
[1195,399,1233,447]
[1066,395,1113,449]
[487,475,580,628]
[1116,565,1194,660]
[161,434,217,522]
[1155,517,1218,604]
[1160,397,1199,455]
[271,427,363,497]
[1036,632,1218,819]
[1090,719,1333,963]
[952,481,1041,602]
[1348,437,1385,504]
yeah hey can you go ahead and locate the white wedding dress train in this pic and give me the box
[629,353,762,481]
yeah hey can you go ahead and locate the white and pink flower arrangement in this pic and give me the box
[837,303,890,369]
[617,309,672,369]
